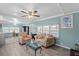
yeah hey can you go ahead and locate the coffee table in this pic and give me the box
[26,40,42,56]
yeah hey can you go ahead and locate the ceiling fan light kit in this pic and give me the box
[21,10,40,19]
[28,15,33,19]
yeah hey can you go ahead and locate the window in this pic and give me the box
[43,26,49,34]
[3,27,10,33]
[37,24,59,37]
[37,26,43,34]
[3,27,19,33]
[50,24,59,37]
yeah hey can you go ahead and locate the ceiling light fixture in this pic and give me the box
[28,15,33,19]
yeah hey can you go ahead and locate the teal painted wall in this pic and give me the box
[1,12,79,49]
[32,17,59,26]
[73,13,79,47]
[30,12,79,49]
[60,13,79,48]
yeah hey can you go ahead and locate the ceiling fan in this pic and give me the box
[21,10,40,18]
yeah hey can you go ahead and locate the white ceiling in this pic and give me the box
[0,3,79,24]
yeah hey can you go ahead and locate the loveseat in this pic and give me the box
[35,33,56,47]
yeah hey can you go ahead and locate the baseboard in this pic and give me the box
[56,44,70,50]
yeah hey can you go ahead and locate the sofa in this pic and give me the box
[19,32,32,45]
[35,33,56,47]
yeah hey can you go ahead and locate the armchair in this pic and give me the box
[19,32,32,45]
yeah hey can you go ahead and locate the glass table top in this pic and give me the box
[26,39,42,49]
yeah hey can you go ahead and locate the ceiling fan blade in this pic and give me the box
[34,15,40,17]
[21,10,28,14]
[21,15,28,17]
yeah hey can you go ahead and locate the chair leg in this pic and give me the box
[35,50,36,56]
[19,42,26,45]
[26,46,28,50]
[40,47,42,54]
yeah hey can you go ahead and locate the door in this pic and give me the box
[22,26,29,34]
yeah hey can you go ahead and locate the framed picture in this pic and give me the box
[61,14,73,28]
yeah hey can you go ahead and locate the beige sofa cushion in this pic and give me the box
[35,33,55,47]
